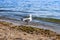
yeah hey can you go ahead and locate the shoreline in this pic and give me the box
[0,19,60,34]
[0,19,60,40]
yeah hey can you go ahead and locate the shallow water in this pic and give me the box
[0,12,60,34]
[0,12,60,27]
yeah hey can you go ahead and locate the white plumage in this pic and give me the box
[23,14,32,22]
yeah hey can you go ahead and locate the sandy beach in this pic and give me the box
[0,19,60,34]
[0,19,60,40]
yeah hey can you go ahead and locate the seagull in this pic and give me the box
[21,14,32,24]
[23,14,32,21]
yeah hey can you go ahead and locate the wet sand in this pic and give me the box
[0,19,60,34]
[0,19,60,40]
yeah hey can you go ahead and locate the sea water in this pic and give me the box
[0,12,60,27]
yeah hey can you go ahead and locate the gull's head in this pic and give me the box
[29,14,32,17]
